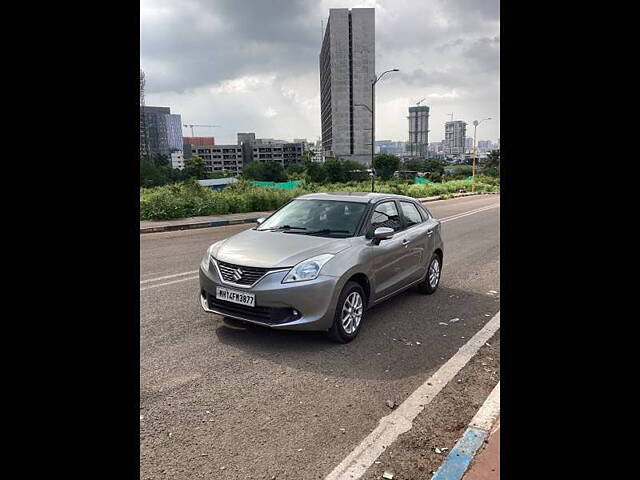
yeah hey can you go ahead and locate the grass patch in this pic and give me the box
[140,178,499,220]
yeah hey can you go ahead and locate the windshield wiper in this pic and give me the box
[261,225,307,231]
[286,229,350,236]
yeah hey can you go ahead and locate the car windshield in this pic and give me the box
[256,199,367,237]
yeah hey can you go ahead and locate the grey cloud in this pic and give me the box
[141,0,499,142]
[461,36,500,73]
[398,68,470,88]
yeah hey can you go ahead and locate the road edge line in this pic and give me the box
[429,382,500,480]
[323,312,500,480]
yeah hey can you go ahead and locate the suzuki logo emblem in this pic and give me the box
[232,268,244,282]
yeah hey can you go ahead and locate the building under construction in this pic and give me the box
[407,105,429,158]
[444,120,467,156]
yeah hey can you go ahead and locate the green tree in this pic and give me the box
[140,153,174,187]
[374,153,400,180]
[423,158,446,182]
[403,158,425,172]
[183,155,208,179]
[342,160,368,182]
[324,158,346,183]
[304,161,327,183]
[286,163,306,176]
[480,150,500,177]
[241,161,287,182]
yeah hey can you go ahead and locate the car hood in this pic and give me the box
[214,228,354,269]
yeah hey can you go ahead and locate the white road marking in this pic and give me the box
[323,312,500,480]
[439,204,499,223]
[139,202,499,291]
[140,270,198,284]
[140,276,199,291]
[469,381,500,432]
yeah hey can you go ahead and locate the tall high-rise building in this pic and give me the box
[320,8,375,164]
[444,121,467,155]
[407,105,429,157]
[142,106,183,157]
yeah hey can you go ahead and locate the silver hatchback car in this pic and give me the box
[199,192,444,342]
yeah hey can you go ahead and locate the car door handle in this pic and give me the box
[426,229,434,236]
[402,239,410,247]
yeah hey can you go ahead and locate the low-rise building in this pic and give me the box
[171,151,185,170]
[252,142,304,167]
[184,138,243,174]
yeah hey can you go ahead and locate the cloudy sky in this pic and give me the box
[141,0,499,145]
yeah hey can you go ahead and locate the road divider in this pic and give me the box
[323,312,500,480]
[430,382,500,480]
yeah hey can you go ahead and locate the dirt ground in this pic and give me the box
[360,330,500,480]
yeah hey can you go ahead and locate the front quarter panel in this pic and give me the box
[321,237,375,306]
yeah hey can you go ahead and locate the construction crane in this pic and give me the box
[415,97,426,106]
[183,124,221,137]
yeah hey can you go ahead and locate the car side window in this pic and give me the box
[370,201,402,232]
[400,201,423,227]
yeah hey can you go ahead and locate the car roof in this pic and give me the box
[296,192,418,204]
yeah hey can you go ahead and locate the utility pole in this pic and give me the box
[370,69,399,192]
[471,118,492,191]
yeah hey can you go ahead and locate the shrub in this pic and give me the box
[140,178,499,220]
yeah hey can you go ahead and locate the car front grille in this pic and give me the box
[216,260,272,286]
[206,294,298,325]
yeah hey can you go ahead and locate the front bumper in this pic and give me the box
[199,260,340,331]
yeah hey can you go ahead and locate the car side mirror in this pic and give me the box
[372,227,394,244]
[256,217,266,224]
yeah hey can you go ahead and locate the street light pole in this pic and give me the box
[370,69,399,192]
[471,117,491,192]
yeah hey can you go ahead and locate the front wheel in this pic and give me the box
[417,253,442,294]
[327,281,366,343]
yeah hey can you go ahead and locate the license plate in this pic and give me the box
[215,287,255,307]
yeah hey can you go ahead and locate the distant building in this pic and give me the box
[375,140,406,156]
[320,7,375,164]
[171,151,185,170]
[236,132,306,166]
[477,140,492,152]
[251,141,304,167]
[183,136,215,146]
[184,138,243,174]
[465,137,473,153]
[312,139,324,162]
[444,121,467,155]
[407,106,429,158]
[141,106,183,157]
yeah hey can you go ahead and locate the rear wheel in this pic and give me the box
[417,253,442,294]
[328,281,366,343]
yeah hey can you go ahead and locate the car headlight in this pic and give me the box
[201,243,217,270]
[282,254,335,283]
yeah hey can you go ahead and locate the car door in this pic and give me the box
[398,200,436,284]
[369,200,412,301]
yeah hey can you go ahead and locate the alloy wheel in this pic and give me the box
[341,291,363,335]
[429,258,441,288]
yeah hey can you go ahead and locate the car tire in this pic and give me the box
[417,253,442,295]
[327,281,366,343]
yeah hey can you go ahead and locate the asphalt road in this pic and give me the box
[140,194,500,479]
